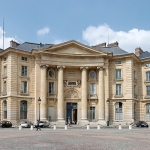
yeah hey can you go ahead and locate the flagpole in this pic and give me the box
[3,17,4,50]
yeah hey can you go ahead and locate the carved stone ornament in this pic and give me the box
[39,64,49,68]
[57,65,65,70]
[97,66,105,70]
[65,90,79,98]
[80,66,89,71]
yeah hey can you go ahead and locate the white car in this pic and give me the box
[20,121,33,128]
[39,121,50,127]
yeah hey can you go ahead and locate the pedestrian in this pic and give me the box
[36,119,41,131]
[68,118,71,126]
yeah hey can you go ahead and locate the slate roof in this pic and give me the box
[138,51,150,60]
[15,42,53,52]
[0,48,3,52]
[92,45,129,56]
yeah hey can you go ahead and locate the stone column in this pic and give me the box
[97,66,105,122]
[40,65,48,120]
[80,67,89,124]
[57,65,65,123]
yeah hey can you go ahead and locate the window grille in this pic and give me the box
[115,102,122,120]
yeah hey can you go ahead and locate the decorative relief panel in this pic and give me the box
[65,90,79,99]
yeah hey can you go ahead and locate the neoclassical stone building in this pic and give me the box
[0,40,150,125]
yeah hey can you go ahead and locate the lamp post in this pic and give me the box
[38,97,41,121]
[106,98,110,126]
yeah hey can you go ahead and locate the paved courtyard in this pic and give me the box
[0,127,150,150]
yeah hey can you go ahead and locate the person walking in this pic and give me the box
[36,120,41,131]
[68,118,71,126]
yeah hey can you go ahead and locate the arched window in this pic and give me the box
[146,103,150,120]
[115,102,123,120]
[20,101,27,119]
[3,100,7,119]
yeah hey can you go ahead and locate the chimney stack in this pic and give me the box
[10,40,20,48]
[135,47,143,56]
[107,41,118,47]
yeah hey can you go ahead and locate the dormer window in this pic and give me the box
[21,57,27,61]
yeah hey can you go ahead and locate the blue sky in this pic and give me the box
[0,0,150,52]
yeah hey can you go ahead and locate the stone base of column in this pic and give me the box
[40,118,47,121]
[98,120,106,126]
[79,119,89,126]
[57,119,66,125]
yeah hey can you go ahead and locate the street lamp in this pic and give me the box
[38,97,41,121]
[106,98,110,126]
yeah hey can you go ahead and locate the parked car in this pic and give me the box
[20,121,33,128]
[136,121,149,127]
[35,121,50,128]
[0,121,12,128]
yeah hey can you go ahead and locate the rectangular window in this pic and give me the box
[21,66,27,76]
[115,103,122,120]
[90,107,95,121]
[146,71,150,81]
[146,85,150,96]
[116,69,121,79]
[145,63,150,67]
[134,85,136,97]
[21,57,27,61]
[115,61,121,64]
[21,81,27,93]
[4,66,7,77]
[134,71,136,80]
[3,81,7,94]
[90,83,96,95]
[49,82,54,94]
[3,57,7,61]
[116,84,121,95]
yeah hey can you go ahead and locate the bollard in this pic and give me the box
[65,125,67,130]
[119,124,122,129]
[19,125,22,130]
[54,124,56,130]
[30,125,33,130]
[129,125,132,129]
[87,124,90,130]
[97,124,100,130]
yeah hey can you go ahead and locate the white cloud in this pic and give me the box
[37,27,50,36]
[53,39,65,44]
[0,27,16,49]
[82,24,150,52]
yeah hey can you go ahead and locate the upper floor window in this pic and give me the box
[3,100,7,119]
[21,66,27,76]
[49,70,55,78]
[116,84,121,95]
[146,85,150,96]
[3,66,7,76]
[21,57,27,61]
[89,71,96,79]
[90,83,96,95]
[134,71,136,80]
[146,71,150,81]
[20,101,27,119]
[116,69,121,79]
[3,81,7,94]
[21,81,27,94]
[145,63,150,67]
[3,57,7,61]
[115,61,121,65]
[49,82,54,95]
[134,85,137,97]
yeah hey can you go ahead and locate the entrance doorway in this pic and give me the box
[66,103,77,124]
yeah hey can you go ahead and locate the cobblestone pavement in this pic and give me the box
[0,127,150,150]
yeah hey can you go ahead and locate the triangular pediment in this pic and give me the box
[39,40,108,56]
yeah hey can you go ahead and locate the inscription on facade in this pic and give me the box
[67,70,76,77]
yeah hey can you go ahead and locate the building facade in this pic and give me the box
[0,40,150,125]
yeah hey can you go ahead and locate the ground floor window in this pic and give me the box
[89,107,95,121]
[20,101,27,119]
[146,103,150,120]
[3,100,7,119]
[115,102,122,120]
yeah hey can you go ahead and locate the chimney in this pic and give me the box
[135,47,143,56]
[10,40,20,48]
[107,41,118,47]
